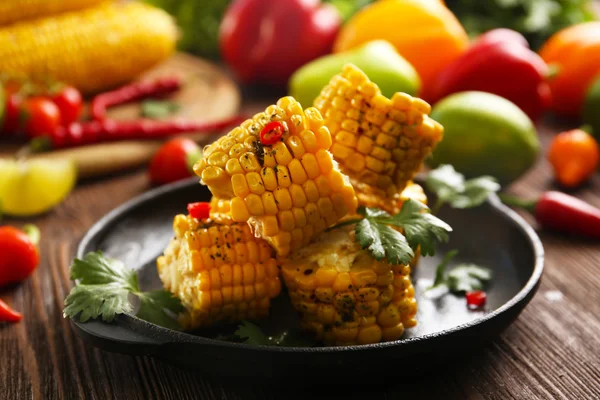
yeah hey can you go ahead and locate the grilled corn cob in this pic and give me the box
[194,97,358,257]
[0,2,177,93]
[0,0,105,26]
[281,226,417,346]
[314,64,443,214]
[157,214,282,330]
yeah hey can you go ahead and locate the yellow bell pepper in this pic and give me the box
[334,0,468,91]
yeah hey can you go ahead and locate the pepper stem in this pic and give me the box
[23,224,40,246]
[498,193,537,214]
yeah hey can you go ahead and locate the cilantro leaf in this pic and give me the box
[355,217,414,265]
[448,264,492,293]
[63,283,131,323]
[141,100,180,119]
[386,199,452,257]
[426,165,500,212]
[63,251,183,329]
[235,321,270,345]
[432,249,459,288]
[137,290,185,331]
[70,252,138,290]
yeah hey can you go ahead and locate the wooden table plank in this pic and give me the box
[1,97,600,399]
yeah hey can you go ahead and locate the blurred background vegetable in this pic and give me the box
[334,0,469,91]
[583,77,600,139]
[548,128,599,188]
[429,91,539,185]
[424,28,551,121]
[289,40,420,108]
[220,0,341,86]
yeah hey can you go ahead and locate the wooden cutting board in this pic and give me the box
[0,52,240,178]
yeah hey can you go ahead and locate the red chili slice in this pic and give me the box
[260,121,284,145]
[188,202,211,220]
[465,290,487,309]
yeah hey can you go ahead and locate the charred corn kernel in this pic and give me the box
[195,97,357,256]
[0,2,176,94]
[281,226,417,345]
[314,64,443,211]
[157,214,281,330]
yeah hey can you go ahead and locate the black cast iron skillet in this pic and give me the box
[71,178,544,382]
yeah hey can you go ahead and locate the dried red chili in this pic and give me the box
[260,121,284,145]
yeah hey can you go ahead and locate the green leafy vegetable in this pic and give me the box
[64,251,183,328]
[351,200,452,264]
[428,250,492,296]
[234,321,314,347]
[426,165,500,213]
[141,100,180,119]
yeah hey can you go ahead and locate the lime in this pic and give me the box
[0,158,77,216]
[429,91,539,185]
[583,76,600,140]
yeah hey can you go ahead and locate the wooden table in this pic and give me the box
[2,92,600,400]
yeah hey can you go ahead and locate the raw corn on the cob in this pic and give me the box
[157,214,282,330]
[314,64,443,214]
[194,97,358,257]
[0,2,177,93]
[281,226,417,346]
[0,0,105,26]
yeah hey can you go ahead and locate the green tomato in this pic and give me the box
[429,91,539,185]
[583,76,600,140]
[289,40,420,108]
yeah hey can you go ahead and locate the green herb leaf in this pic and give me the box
[432,250,459,288]
[70,252,138,290]
[141,100,180,119]
[186,149,203,173]
[386,199,452,257]
[63,251,182,329]
[63,283,131,323]
[447,264,492,293]
[137,290,185,331]
[234,321,270,345]
[426,165,500,212]
[355,216,414,265]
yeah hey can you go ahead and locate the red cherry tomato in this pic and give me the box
[2,91,24,135]
[0,226,40,287]
[465,290,487,309]
[51,86,83,126]
[22,97,61,139]
[260,121,285,145]
[188,202,211,220]
[149,138,201,185]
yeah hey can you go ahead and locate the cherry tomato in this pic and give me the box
[51,86,83,126]
[2,91,24,135]
[22,97,61,139]
[0,226,40,287]
[149,138,201,185]
[188,202,211,220]
[465,290,487,309]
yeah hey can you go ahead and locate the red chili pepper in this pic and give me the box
[188,202,211,220]
[41,115,246,149]
[466,290,487,309]
[501,191,600,239]
[424,28,551,121]
[91,77,182,121]
[260,121,284,145]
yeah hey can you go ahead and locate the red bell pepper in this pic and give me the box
[219,0,341,87]
[424,29,551,121]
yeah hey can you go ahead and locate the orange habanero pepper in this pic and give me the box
[539,22,600,118]
[548,128,599,188]
[333,0,468,92]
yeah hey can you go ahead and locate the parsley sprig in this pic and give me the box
[231,321,313,347]
[426,165,500,214]
[428,250,492,297]
[63,251,184,330]
[331,199,452,265]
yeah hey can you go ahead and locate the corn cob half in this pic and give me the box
[314,64,443,214]
[0,0,105,26]
[194,97,358,257]
[0,2,177,94]
[157,214,281,330]
[281,226,417,346]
